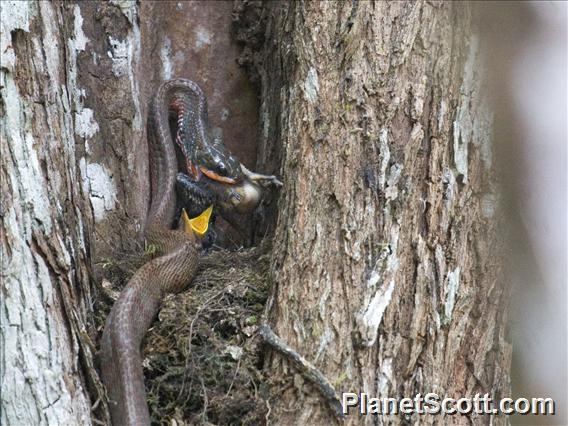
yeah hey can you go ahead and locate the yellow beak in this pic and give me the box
[181,205,213,237]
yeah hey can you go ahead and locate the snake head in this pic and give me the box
[197,148,243,185]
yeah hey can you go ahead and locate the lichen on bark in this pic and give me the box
[1,2,98,424]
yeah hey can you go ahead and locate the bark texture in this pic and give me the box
[238,2,510,424]
[2,1,512,424]
[1,2,96,424]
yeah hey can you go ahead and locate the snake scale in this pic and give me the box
[100,79,266,425]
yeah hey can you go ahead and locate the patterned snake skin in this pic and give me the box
[101,81,228,425]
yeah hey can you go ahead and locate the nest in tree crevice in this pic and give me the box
[95,242,273,425]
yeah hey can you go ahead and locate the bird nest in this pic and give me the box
[94,242,273,425]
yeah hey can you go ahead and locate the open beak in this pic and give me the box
[181,205,213,237]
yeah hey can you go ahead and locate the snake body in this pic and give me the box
[101,79,282,425]
[100,80,238,425]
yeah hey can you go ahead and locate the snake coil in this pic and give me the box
[101,81,211,426]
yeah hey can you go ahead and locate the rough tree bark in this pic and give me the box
[238,2,510,425]
[1,2,98,424]
[1,1,511,425]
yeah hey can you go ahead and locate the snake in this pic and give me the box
[100,79,280,425]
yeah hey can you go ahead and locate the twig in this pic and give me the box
[265,399,271,424]
[199,374,209,421]
[259,324,344,420]
[225,357,241,397]
[178,285,226,399]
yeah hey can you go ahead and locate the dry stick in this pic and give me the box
[258,325,345,420]
[225,357,242,398]
[178,286,227,400]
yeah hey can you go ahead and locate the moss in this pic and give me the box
[245,315,258,325]
[311,323,323,339]
[333,371,349,388]
[144,243,160,257]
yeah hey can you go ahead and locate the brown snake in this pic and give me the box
[100,80,254,425]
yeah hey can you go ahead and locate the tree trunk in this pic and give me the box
[241,2,510,425]
[1,2,97,424]
[2,1,511,425]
